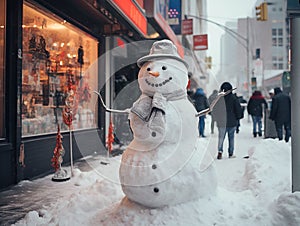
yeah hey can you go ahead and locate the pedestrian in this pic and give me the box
[193,87,209,137]
[208,89,218,134]
[247,90,268,137]
[269,89,275,99]
[212,82,244,159]
[236,94,247,133]
[269,87,291,142]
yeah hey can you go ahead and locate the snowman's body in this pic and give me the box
[119,40,217,208]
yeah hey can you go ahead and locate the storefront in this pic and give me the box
[0,0,187,190]
[0,0,149,190]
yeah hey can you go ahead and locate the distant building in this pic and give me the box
[219,0,289,97]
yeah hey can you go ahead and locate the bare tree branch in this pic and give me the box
[93,91,130,114]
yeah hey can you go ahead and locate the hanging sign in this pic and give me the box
[193,34,208,50]
[182,19,193,35]
[168,0,182,35]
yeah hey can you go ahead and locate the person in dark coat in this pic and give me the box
[269,87,291,142]
[247,90,268,137]
[212,82,244,159]
[208,89,218,134]
[193,88,209,137]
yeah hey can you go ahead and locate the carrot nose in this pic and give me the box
[148,71,160,77]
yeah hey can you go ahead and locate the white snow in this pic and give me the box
[11,116,300,226]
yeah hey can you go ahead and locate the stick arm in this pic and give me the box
[93,91,130,114]
[195,88,237,117]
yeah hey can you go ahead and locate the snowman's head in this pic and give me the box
[137,40,189,96]
[138,59,188,95]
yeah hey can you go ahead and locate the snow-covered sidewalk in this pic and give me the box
[1,116,300,226]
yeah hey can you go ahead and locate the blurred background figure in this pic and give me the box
[236,94,247,133]
[193,87,209,137]
[208,89,218,134]
[269,89,275,99]
[269,87,291,142]
[247,90,268,137]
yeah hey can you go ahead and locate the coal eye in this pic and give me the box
[147,68,151,71]
[162,66,167,70]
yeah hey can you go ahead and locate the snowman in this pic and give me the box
[116,40,217,208]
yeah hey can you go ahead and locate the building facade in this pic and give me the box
[0,0,188,190]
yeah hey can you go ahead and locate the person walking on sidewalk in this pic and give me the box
[208,89,218,134]
[247,90,268,137]
[269,87,291,142]
[193,87,209,137]
[212,82,244,159]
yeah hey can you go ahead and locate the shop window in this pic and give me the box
[0,0,5,138]
[22,4,98,136]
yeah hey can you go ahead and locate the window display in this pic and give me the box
[22,3,98,136]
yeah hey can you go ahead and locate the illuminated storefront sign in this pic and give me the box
[109,0,147,36]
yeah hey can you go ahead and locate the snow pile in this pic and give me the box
[12,133,300,226]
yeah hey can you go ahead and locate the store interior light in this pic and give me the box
[147,32,160,39]
[47,23,66,30]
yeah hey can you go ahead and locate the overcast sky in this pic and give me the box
[206,0,257,73]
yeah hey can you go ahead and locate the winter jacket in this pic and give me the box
[193,88,209,112]
[247,91,268,117]
[269,88,291,125]
[212,92,244,128]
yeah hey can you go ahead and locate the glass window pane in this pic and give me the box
[22,4,98,136]
[278,38,283,46]
[0,0,5,138]
[272,38,277,46]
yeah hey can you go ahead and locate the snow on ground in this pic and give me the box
[12,117,300,226]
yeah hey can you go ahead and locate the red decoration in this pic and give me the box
[51,125,65,171]
[106,116,115,153]
[63,76,75,127]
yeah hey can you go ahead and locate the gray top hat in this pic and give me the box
[137,39,188,69]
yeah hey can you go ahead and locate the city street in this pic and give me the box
[1,115,298,226]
